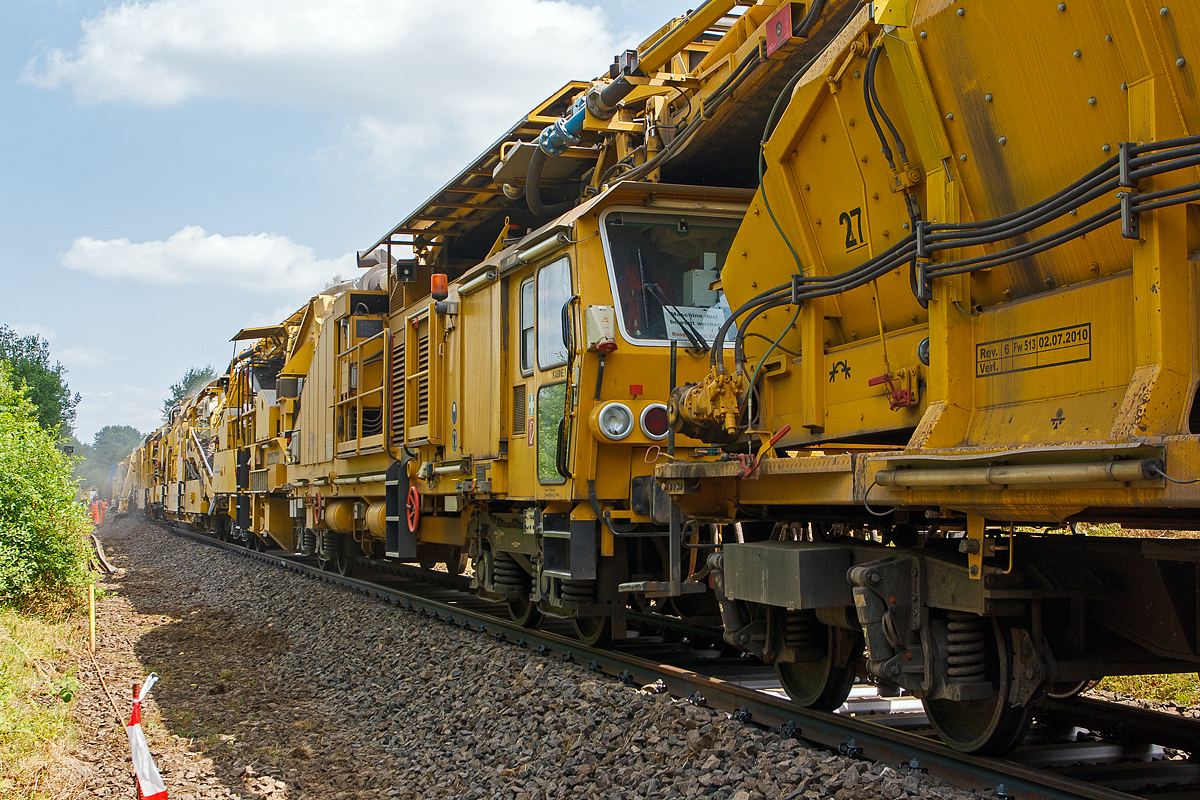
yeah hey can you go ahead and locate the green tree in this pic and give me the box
[0,364,92,609]
[163,365,217,419]
[70,426,142,495]
[0,325,79,435]
[92,425,142,467]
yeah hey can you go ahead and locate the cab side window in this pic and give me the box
[519,279,535,375]
[537,257,572,371]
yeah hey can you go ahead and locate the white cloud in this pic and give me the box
[8,322,59,342]
[61,225,354,293]
[59,347,121,368]
[24,0,639,186]
[248,303,308,328]
[24,0,619,113]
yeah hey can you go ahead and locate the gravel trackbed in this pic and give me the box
[61,518,986,800]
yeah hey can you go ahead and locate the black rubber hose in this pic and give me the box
[1135,183,1200,212]
[867,47,908,166]
[526,148,575,219]
[795,0,826,36]
[862,47,896,171]
[710,286,790,371]
[928,205,1120,276]
[734,297,794,370]
[930,156,1119,233]
[929,168,1118,241]
[928,143,1198,241]
[926,177,1120,251]
[1130,133,1200,155]
[796,246,917,301]
[701,45,763,117]
[925,145,1200,251]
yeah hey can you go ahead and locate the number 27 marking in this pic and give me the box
[839,207,866,251]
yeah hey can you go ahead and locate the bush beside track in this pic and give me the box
[0,365,93,611]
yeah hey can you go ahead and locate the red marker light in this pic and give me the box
[629,384,643,397]
[640,405,669,439]
[431,273,448,301]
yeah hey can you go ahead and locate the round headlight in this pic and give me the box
[639,403,670,440]
[597,402,634,440]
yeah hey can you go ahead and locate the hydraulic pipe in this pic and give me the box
[331,473,386,485]
[874,459,1162,489]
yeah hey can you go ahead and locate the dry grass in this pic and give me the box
[1096,672,1200,706]
[0,608,84,799]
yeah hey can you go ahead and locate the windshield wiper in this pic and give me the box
[645,281,709,354]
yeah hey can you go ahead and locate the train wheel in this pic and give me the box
[508,597,542,629]
[573,616,612,647]
[447,550,468,576]
[775,618,863,712]
[922,617,1033,754]
[335,535,359,577]
[315,530,333,571]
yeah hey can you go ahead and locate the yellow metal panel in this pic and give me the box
[212,450,236,493]
[417,515,467,547]
[459,286,500,459]
[184,480,203,513]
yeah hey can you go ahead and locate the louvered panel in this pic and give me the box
[389,282,406,317]
[390,337,406,439]
[416,331,430,426]
[417,376,430,425]
[512,385,526,436]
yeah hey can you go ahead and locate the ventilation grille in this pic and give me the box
[512,385,526,436]
[390,337,405,439]
[249,469,268,493]
[389,282,406,317]
[416,329,430,426]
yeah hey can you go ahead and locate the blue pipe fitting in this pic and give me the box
[537,94,588,156]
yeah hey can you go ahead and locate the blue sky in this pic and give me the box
[1,0,691,440]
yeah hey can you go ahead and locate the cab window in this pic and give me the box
[519,279,535,375]
[601,211,737,344]
[536,382,567,484]
[537,257,572,371]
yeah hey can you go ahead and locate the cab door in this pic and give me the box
[532,255,575,493]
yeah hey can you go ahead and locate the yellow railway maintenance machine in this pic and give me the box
[656,0,1200,753]
[341,0,865,643]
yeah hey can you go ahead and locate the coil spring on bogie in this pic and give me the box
[785,609,821,647]
[560,579,595,603]
[945,611,987,681]
[492,551,525,588]
[300,528,316,556]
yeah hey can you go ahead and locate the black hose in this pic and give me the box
[928,209,1120,277]
[795,0,826,36]
[863,47,896,171]
[710,286,790,372]
[734,297,794,370]
[701,45,764,117]
[929,155,1119,233]
[526,148,575,219]
[588,480,638,534]
[867,46,908,166]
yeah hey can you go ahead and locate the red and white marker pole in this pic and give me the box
[127,674,168,800]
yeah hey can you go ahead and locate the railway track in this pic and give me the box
[152,522,1199,800]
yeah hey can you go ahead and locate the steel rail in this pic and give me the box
[153,522,1143,800]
